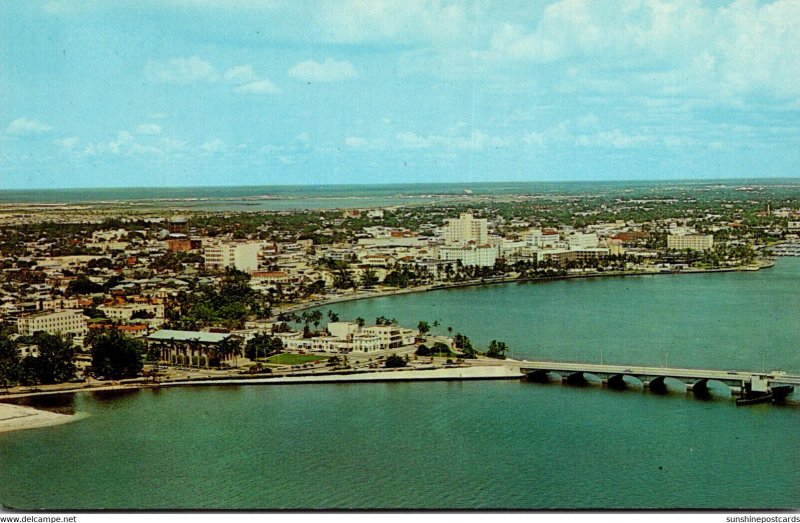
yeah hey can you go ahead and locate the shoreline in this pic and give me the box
[0,402,80,435]
[278,260,774,315]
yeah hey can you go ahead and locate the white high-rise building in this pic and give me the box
[444,213,487,246]
[667,234,714,252]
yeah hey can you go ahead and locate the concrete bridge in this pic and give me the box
[518,361,800,399]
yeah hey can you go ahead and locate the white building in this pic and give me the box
[667,234,714,252]
[362,325,416,348]
[98,303,164,321]
[17,309,88,337]
[281,323,416,354]
[328,322,361,339]
[444,213,487,246]
[438,244,498,267]
[525,228,561,248]
[204,241,261,272]
[567,233,599,250]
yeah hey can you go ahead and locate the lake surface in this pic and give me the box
[1,260,798,510]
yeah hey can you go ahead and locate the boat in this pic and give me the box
[735,385,794,406]
[770,385,795,403]
[736,392,772,406]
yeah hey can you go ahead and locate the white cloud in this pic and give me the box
[319,0,469,44]
[480,0,800,98]
[6,118,53,135]
[288,59,357,83]
[54,137,79,150]
[148,112,169,120]
[234,79,279,94]
[200,139,226,154]
[345,136,370,148]
[144,56,218,84]
[396,129,507,151]
[224,65,258,84]
[107,131,134,155]
[136,124,162,135]
[129,144,164,157]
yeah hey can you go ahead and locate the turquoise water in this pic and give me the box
[321,261,800,374]
[1,260,798,510]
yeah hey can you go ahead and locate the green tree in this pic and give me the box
[415,344,430,356]
[384,354,407,368]
[67,275,103,296]
[486,340,508,360]
[308,310,323,330]
[217,336,243,368]
[333,268,355,290]
[417,321,430,336]
[245,333,283,360]
[89,329,144,380]
[453,333,476,359]
[359,268,379,288]
[0,337,20,390]
[30,332,76,384]
[431,342,451,356]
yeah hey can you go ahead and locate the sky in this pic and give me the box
[1,0,799,189]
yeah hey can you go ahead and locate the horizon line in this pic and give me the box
[3,175,800,192]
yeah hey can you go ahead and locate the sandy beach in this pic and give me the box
[0,402,79,435]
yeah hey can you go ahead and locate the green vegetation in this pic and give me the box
[453,333,476,359]
[0,336,20,390]
[167,268,270,329]
[384,354,408,368]
[244,333,284,360]
[266,353,328,365]
[486,340,508,360]
[415,341,455,358]
[88,329,144,380]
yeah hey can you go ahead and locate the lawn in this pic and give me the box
[266,353,329,365]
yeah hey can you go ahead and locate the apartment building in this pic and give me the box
[444,213,488,246]
[17,309,88,337]
[667,234,714,252]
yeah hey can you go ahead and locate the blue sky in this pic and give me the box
[1,0,798,189]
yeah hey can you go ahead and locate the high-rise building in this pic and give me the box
[667,234,714,251]
[444,213,487,246]
[204,241,261,272]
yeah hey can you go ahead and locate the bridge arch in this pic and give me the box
[565,372,602,386]
[565,372,588,386]
[647,376,687,394]
[691,379,732,398]
[607,374,644,390]
[524,370,555,383]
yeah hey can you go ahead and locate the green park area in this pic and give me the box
[265,353,328,365]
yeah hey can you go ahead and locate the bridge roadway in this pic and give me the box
[517,361,800,393]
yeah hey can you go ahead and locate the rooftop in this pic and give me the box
[148,329,231,344]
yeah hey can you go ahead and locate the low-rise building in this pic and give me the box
[17,309,88,338]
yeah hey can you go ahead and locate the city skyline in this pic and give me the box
[2,0,799,189]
